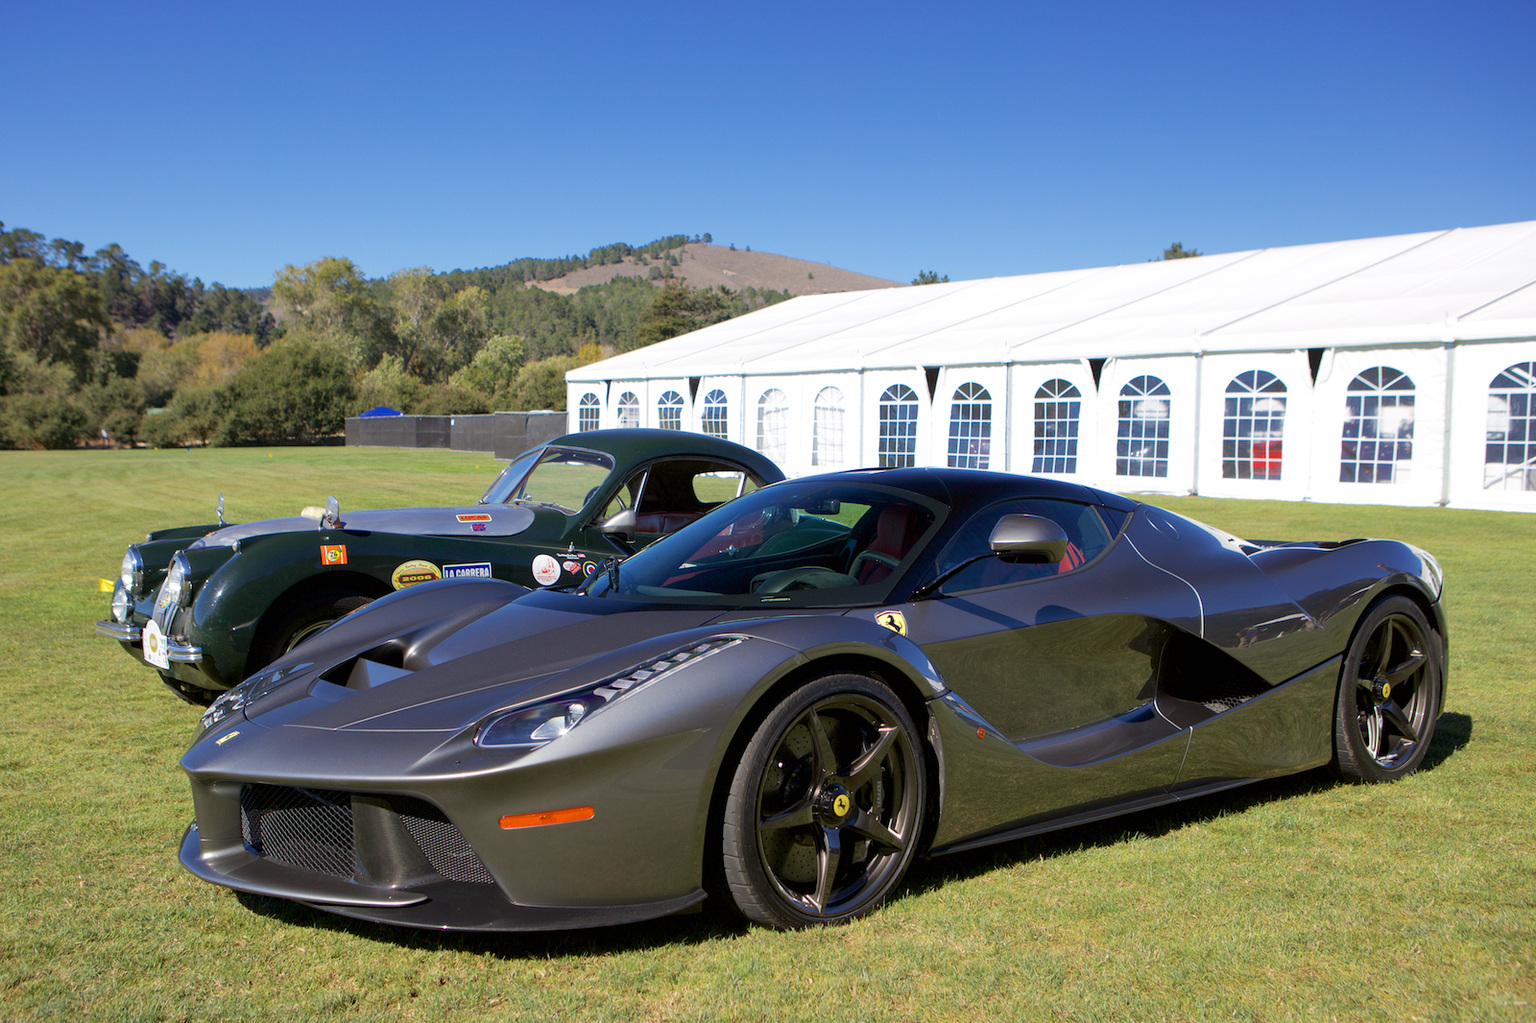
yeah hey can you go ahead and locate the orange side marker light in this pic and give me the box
[499,806,595,829]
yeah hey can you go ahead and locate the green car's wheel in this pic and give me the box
[1333,595,1443,782]
[722,674,925,928]
[251,589,372,671]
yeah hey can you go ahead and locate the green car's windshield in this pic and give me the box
[480,447,615,512]
[583,480,939,606]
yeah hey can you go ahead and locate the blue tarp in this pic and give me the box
[358,406,403,418]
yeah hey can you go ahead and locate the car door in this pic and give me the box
[896,498,1202,843]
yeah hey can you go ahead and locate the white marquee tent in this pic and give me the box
[566,221,1536,511]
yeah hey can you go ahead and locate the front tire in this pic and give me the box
[1332,596,1443,782]
[722,674,926,928]
[250,589,371,671]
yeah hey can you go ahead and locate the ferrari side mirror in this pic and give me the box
[989,514,1068,563]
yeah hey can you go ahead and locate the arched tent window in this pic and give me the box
[1032,379,1081,474]
[657,390,684,430]
[701,388,729,439]
[878,384,919,467]
[812,386,845,468]
[756,388,788,463]
[1486,362,1536,492]
[1116,375,1171,478]
[616,392,640,429]
[577,392,600,432]
[1340,367,1415,483]
[1222,370,1287,480]
[946,383,992,469]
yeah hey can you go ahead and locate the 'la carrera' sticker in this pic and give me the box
[391,559,442,589]
[443,562,492,579]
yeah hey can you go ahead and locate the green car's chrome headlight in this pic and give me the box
[476,638,742,749]
[160,552,192,613]
[120,546,144,595]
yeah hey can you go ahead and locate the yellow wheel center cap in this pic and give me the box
[832,793,851,818]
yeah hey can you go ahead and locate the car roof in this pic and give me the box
[544,429,786,482]
[770,466,1139,512]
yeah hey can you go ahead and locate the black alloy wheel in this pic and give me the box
[1333,595,1443,782]
[722,674,925,928]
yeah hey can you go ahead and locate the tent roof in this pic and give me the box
[569,221,1536,383]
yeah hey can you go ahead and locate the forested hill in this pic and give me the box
[0,222,905,450]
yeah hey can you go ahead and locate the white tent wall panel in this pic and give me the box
[743,375,813,476]
[1095,356,1201,495]
[931,364,1010,471]
[643,379,690,430]
[1304,345,1449,507]
[802,372,863,473]
[1446,338,1536,510]
[1006,361,1100,483]
[859,369,934,473]
[1194,351,1316,501]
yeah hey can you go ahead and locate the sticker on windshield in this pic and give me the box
[321,544,348,566]
[444,562,492,579]
[391,560,442,589]
[532,554,561,586]
[875,610,907,636]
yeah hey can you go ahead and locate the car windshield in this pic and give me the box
[583,480,940,606]
[480,447,614,512]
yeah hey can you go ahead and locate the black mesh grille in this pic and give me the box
[239,785,494,886]
[395,797,495,885]
[241,785,355,878]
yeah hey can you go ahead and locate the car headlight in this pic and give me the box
[111,582,132,623]
[163,552,192,610]
[120,547,144,595]
[199,660,315,732]
[475,638,742,749]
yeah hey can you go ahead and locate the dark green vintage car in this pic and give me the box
[96,430,783,704]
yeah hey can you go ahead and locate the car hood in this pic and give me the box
[246,590,733,732]
[198,504,538,545]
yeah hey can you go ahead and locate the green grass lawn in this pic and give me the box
[1,447,1532,1022]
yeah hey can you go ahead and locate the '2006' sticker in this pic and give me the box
[531,554,562,586]
[391,559,442,589]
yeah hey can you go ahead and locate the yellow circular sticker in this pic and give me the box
[391,559,442,589]
[832,793,851,817]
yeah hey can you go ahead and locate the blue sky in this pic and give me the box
[4,1,1532,289]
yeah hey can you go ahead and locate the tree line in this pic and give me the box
[0,223,788,449]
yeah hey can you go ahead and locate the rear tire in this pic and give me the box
[1332,596,1443,782]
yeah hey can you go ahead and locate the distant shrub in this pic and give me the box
[214,339,356,445]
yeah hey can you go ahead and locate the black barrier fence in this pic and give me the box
[346,412,568,459]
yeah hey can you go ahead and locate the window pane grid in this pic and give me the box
[1486,362,1536,491]
[1222,371,1286,480]
[1116,375,1170,478]
[946,383,991,469]
[878,384,918,468]
[578,393,600,432]
[1340,368,1414,483]
[617,392,640,429]
[1032,379,1081,474]
[813,387,844,468]
[702,389,728,440]
[756,389,788,463]
[657,390,683,431]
